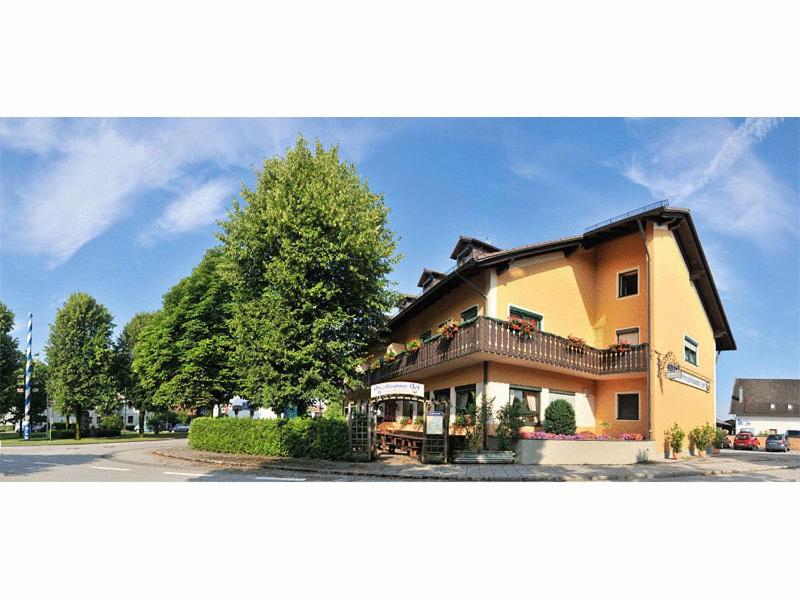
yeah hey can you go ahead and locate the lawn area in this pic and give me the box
[0,431,186,446]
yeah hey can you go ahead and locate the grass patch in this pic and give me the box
[0,432,186,446]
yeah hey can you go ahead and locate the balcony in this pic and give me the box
[363,316,647,386]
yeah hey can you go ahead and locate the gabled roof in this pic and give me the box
[416,269,445,288]
[392,203,736,351]
[729,379,800,417]
[449,236,501,260]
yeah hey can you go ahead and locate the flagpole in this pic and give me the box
[23,313,33,441]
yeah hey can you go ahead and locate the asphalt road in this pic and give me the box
[1,439,798,482]
[0,438,358,482]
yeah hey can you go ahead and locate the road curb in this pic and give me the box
[152,450,796,481]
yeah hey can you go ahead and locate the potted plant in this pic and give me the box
[567,335,587,353]
[509,318,537,337]
[599,420,611,437]
[665,423,685,459]
[610,339,631,353]
[406,338,422,353]
[438,320,460,340]
[689,426,705,457]
[702,422,717,456]
[712,427,725,455]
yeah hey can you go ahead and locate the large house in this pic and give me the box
[729,378,800,435]
[362,201,735,445]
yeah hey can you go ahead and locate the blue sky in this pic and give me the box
[1,118,797,417]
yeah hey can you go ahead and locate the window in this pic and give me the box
[455,385,476,415]
[456,248,472,267]
[509,306,542,330]
[127,415,134,424]
[420,330,431,342]
[460,305,478,322]
[510,386,540,423]
[618,270,638,298]
[684,335,698,366]
[616,393,640,421]
[402,401,414,418]
[616,328,640,345]
[433,389,450,411]
[770,403,775,410]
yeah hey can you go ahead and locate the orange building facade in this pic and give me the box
[362,203,736,446]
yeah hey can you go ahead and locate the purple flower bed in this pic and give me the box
[519,431,645,441]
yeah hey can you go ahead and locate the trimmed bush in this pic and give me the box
[99,415,124,434]
[50,430,77,440]
[543,399,576,435]
[188,416,351,461]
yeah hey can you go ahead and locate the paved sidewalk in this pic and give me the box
[155,446,800,481]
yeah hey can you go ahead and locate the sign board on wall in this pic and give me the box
[426,411,444,435]
[666,364,710,392]
[371,382,425,398]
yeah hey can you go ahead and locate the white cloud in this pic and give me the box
[0,118,391,267]
[623,118,795,244]
[141,178,234,244]
[509,159,544,180]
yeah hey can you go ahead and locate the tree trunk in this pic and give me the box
[74,408,81,440]
[139,411,145,438]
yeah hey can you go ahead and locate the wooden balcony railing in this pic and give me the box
[363,317,647,386]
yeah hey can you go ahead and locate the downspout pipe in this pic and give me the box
[637,219,653,440]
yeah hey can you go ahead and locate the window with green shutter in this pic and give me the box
[460,305,478,322]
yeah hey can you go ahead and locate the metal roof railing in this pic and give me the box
[584,199,669,233]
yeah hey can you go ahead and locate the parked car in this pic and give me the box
[31,423,47,433]
[765,434,790,452]
[718,435,731,449]
[733,432,760,450]
[171,423,190,433]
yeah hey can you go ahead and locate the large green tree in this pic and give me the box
[133,248,236,415]
[0,302,23,423]
[45,292,115,439]
[219,137,400,415]
[114,311,156,436]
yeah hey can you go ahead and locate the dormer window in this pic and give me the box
[417,269,445,292]
[456,248,473,267]
[449,236,500,265]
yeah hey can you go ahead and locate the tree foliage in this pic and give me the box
[114,311,156,435]
[133,248,235,415]
[0,302,23,423]
[219,137,400,415]
[45,293,115,439]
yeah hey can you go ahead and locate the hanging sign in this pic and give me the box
[371,381,425,398]
[666,364,710,392]
[426,411,444,435]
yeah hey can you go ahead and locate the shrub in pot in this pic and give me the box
[543,399,576,435]
[665,423,685,459]
[496,402,524,451]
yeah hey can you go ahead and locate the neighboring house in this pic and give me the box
[729,378,800,435]
[362,201,736,445]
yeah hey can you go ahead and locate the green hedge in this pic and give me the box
[188,417,351,460]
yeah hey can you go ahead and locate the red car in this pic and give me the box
[733,432,760,450]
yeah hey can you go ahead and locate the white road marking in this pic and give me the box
[255,476,306,482]
[2,459,13,462]
[89,466,131,472]
[162,471,210,477]
[33,461,61,465]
